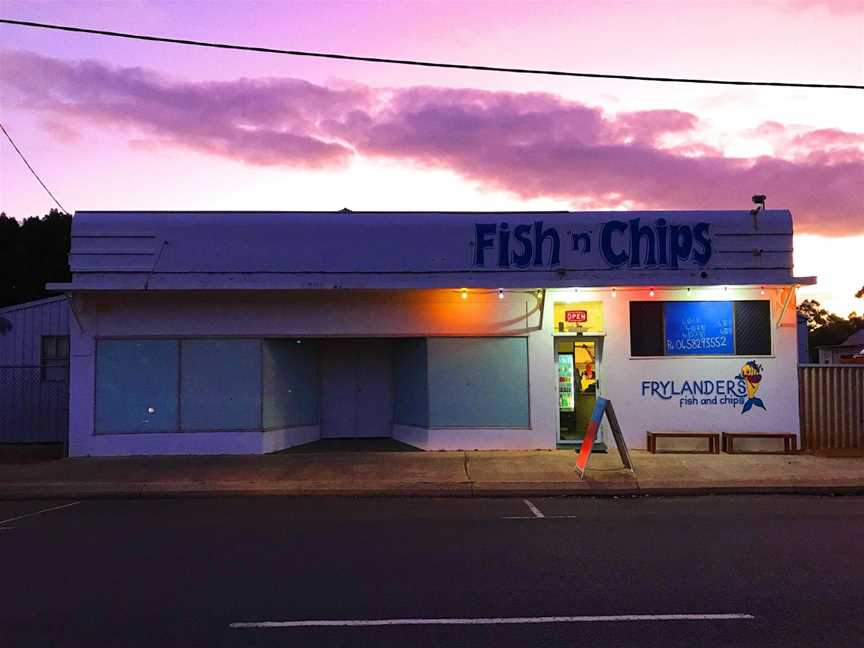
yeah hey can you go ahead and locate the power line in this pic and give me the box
[2,17,862,90]
[0,121,70,215]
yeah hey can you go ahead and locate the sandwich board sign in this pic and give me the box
[574,397,634,479]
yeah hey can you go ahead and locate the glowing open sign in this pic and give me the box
[565,310,588,323]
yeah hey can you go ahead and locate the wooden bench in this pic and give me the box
[722,432,797,454]
[647,431,720,454]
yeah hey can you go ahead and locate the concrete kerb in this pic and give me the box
[2,480,864,500]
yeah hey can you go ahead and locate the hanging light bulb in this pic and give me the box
[461,288,468,300]
[611,287,617,298]
[760,286,765,296]
[498,288,504,300]
[649,287,655,297]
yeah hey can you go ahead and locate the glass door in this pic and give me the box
[556,337,601,444]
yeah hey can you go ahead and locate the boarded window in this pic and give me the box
[95,340,179,433]
[180,339,262,431]
[262,339,319,429]
[427,337,530,428]
[629,302,665,357]
[734,301,772,356]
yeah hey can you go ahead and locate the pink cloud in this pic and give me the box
[2,49,862,235]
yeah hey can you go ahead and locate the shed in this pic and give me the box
[0,296,70,446]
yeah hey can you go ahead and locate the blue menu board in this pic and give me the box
[664,301,734,355]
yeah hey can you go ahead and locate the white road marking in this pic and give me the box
[0,501,80,526]
[231,613,755,629]
[523,499,545,518]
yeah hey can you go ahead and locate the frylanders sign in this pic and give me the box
[473,218,713,269]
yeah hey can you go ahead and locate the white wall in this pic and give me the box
[546,285,801,450]
[67,289,553,455]
[67,285,799,455]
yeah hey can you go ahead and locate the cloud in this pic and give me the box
[2,49,862,235]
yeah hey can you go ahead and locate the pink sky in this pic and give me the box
[2,0,863,314]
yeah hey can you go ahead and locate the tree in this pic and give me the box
[798,295,864,357]
[0,209,72,308]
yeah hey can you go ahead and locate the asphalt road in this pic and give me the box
[1,495,862,647]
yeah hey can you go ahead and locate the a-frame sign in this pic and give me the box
[574,397,634,480]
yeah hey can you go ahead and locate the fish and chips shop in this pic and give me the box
[50,209,813,456]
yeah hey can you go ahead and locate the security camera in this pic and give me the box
[752,195,766,205]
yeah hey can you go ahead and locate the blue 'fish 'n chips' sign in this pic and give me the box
[664,301,734,356]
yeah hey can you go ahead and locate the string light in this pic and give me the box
[461,288,468,300]
[498,288,504,299]
[760,286,765,295]
[649,287,655,297]
[611,287,617,298]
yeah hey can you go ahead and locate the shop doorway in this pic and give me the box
[555,337,602,445]
[320,339,394,438]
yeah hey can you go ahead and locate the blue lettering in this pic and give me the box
[629,218,658,267]
[600,220,629,267]
[474,223,497,267]
[670,224,693,269]
[692,222,712,265]
[511,224,533,268]
[497,222,510,268]
[533,221,560,266]
[571,232,591,254]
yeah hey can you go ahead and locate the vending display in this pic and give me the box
[558,353,575,411]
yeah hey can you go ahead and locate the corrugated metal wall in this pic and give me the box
[799,365,864,454]
[0,297,70,444]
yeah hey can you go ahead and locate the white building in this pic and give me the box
[49,210,814,456]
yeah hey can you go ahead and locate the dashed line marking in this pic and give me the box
[523,499,545,518]
[230,613,756,629]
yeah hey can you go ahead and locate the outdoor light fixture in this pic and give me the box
[498,288,504,299]
[760,286,766,295]
[649,287,655,297]
[461,289,468,300]
[611,287,617,298]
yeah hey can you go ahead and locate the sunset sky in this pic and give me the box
[1,0,862,314]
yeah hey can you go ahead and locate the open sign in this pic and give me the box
[565,310,588,323]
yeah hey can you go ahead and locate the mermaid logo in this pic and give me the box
[737,361,766,413]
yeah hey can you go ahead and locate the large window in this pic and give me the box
[95,338,267,433]
[181,340,262,431]
[95,340,180,433]
[630,300,771,357]
[427,337,530,428]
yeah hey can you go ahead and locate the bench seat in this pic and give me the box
[647,431,720,454]
[722,432,797,454]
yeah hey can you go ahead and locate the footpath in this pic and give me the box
[1,449,863,499]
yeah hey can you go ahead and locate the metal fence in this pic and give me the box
[0,366,68,445]
[799,365,864,454]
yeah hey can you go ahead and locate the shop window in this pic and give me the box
[630,300,772,357]
[41,335,69,382]
[262,339,319,429]
[95,340,179,432]
[427,337,530,428]
[181,339,262,431]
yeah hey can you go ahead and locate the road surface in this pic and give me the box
[1,495,861,647]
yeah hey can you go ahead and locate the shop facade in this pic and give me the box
[52,210,813,456]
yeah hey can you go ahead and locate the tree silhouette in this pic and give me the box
[0,209,71,308]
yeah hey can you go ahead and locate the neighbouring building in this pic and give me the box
[816,330,864,365]
[0,296,70,448]
[48,210,814,456]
